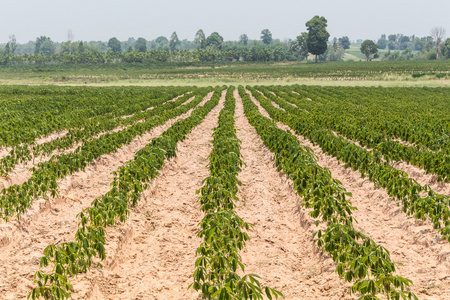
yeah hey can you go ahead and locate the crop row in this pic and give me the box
[249,86,450,244]
[291,85,450,155]
[264,87,450,182]
[0,88,210,221]
[191,88,281,299]
[0,91,194,177]
[288,85,450,152]
[263,86,450,182]
[239,87,417,299]
[28,87,223,299]
[0,86,191,147]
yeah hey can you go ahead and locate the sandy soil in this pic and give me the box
[246,90,450,299]
[234,90,353,299]
[270,100,286,111]
[0,141,84,191]
[255,89,301,111]
[325,129,450,197]
[120,92,191,119]
[286,92,450,195]
[0,92,213,300]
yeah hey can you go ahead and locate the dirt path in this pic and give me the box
[330,131,450,197]
[389,160,450,196]
[234,90,353,299]
[246,91,450,299]
[64,90,226,300]
[0,92,214,300]
[120,91,193,119]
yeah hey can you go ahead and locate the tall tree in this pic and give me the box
[431,27,446,60]
[41,40,55,55]
[78,41,85,53]
[399,35,411,50]
[338,36,350,50]
[413,38,426,51]
[4,43,10,55]
[388,34,397,42]
[155,36,168,44]
[134,37,147,52]
[377,35,388,50]
[194,29,206,49]
[395,33,404,49]
[387,34,397,50]
[261,29,273,45]
[35,36,54,55]
[360,40,379,61]
[169,32,180,52]
[296,32,309,61]
[239,34,249,46]
[154,36,168,50]
[210,32,223,42]
[305,16,330,63]
[108,37,122,53]
[206,32,223,50]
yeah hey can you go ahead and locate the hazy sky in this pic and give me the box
[1,0,449,43]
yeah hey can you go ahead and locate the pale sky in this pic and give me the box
[1,0,449,43]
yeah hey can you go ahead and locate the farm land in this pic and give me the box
[0,61,450,299]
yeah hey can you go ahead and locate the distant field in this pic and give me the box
[344,44,390,61]
[344,44,367,61]
[0,60,449,87]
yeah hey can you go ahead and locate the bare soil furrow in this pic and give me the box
[389,160,450,195]
[274,91,449,193]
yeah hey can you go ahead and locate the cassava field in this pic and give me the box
[1,61,450,300]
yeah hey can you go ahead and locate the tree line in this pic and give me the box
[0,17,448,66]
[371,27,449,61]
